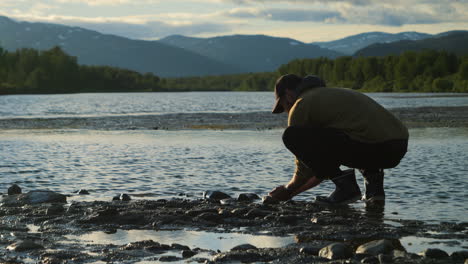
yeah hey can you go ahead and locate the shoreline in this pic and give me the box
[0,106,467,130]
[1,189,467,263]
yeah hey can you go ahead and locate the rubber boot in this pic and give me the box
[361,169,385,203]
[315,169,361,205]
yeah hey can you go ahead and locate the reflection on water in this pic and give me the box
[1,128,467,222]
[66,229,295,251]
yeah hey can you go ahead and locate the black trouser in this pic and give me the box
[282,126,408,179]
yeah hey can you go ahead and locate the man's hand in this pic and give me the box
[268,185,293,201]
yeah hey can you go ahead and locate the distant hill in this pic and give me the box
[354,32,468,57]
[0,16,241,77]
[313,31,432,55]
[159,34,343,72]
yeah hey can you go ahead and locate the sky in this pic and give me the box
[0,0,467,43]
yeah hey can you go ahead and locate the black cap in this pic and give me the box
[272,74,302,114]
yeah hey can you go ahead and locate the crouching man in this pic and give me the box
[269,74,408,205]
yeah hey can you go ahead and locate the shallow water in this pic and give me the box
[1,92,467,118]
[1,127,467,223]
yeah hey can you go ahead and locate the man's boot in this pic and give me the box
[315,169,361,205]
[361,169,385,203]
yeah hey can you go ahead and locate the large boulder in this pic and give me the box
[356,239,405,255]
[1,190,67,206]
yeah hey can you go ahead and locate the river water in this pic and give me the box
[0,92,467,224]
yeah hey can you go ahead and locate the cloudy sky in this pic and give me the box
[1,0,467,42]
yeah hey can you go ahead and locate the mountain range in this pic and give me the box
[0,15,466,77]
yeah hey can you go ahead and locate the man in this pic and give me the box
[268,74,408,205]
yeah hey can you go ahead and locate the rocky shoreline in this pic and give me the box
[0,106,467,130]
[1,187,467,263]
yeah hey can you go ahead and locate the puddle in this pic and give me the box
[401,236,467,254]
[65,229,295,252]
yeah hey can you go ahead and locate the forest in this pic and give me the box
[0,46,467,94]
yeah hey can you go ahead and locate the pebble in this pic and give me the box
[237,193,260,202]
[203,191,231,201]
[419,248,449,259]
[8,184,22,195]
[77,189,90,195]
[318,242,353,260]
[6,240,44,251]
[356,239,404,255]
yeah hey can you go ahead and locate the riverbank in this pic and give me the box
[1,188,467,263]
[1,106,467,130]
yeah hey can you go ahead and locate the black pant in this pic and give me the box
[282,126,408,179]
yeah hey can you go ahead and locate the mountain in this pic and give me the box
[313,31,432,55]
[159,34,343,72]
[0,16,241,77]
[354,31,468,57]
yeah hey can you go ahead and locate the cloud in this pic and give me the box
[52,0,162,6]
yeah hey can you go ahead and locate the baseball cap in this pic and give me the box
[272,74,302,114]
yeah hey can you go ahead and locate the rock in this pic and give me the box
[311,217,325,225]
[8,184,21,195]
[120,194,131,201]
[237,193,260,202]
[451,250,468,260]
[112,195,120,201]
[392,250,408,258]
[318,242,353,260]
[1,191,66,206]
[378,253,393,263]
[220,198,237,205]
[361,256,379,263]
[245,209,270,218]
[356,239,405,256]
[171,243,190,251]
[262,195,279,204]
[203,191,231,201]
[299,246,320,256]
[159,255,182,262]
[231,244,257,251]
[6,240,44,251]
[76,189,89,195]
[46,204,64,215]
[278,214,298,225]
[195,212,223,223]
[419,248,449,259]
[182,250,197,258]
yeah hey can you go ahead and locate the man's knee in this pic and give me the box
[282,126,303,150]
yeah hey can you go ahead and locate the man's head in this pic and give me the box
[272,74,302,114]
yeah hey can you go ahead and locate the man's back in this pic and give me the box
[288,87,409,143]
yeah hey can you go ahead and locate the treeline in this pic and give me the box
[278,50,468,92]
[1,46,467,94]
[0,46,161,94]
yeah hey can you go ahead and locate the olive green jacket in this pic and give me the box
[288,86,408,180]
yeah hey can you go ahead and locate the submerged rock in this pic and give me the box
[203,191,231,201]
[120,194,131,201]
[1,190,66,206]
[76,189,90,195]
[419,248,449,259]
[182,250,197,258]
[7,240,44,251]
[318,242,352,260]
[356,239,405,255]
[7,184,21,195]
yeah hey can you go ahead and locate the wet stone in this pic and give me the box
[245,208,270,218]
[356,239,405,256]
[378,253,393,263]
[451,250,468,260]
[203,191,231,201]
[361,256,379,263]
[76,189,89,195]
[120,194,131,201]
[171,243,190,251]
[182,250,197,258]
[7,184,21,195]
[46,204,64,215]
[262,195,279,204]
[220,198,237,205]
[6,240,44,251]
[318,242,353,260]
[419,248,449,259]
[299,246,320,256]
[237,193,260,202]
[159,255,182,262]
[231,244,257,251]
[195,212,223,223]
